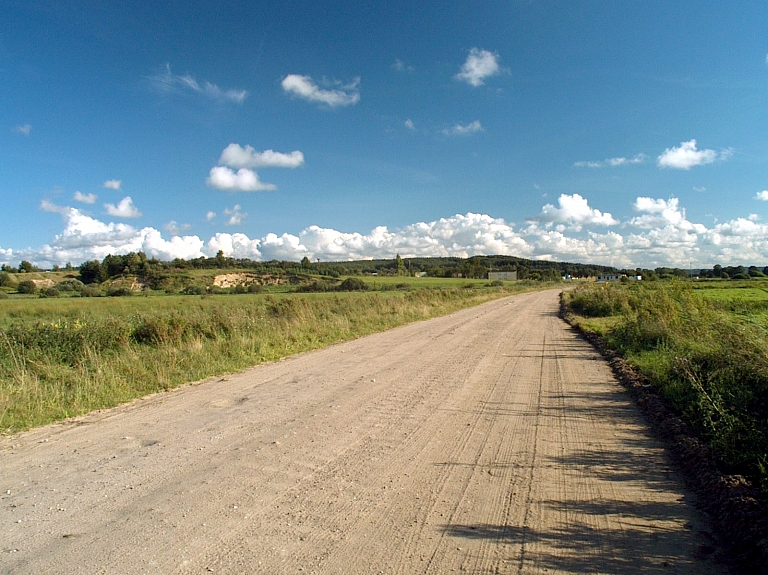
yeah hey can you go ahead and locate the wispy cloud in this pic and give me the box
[443,120,483,136]
[149,64,247,104]
[455,48,500,87]
[218,144,305,169]
[206,211,216,221]
[281,74,360,107]
[103,180,122,190]
[223,205,247,226]
[73,191,97,204]
[405,119,415,131]
[104,196,142,218]
[40,199,68,214]
[164,221,191,236]
[657,139,726,169]
[574,154,646,168]
[13,124,31,136]
[392,59,414,72]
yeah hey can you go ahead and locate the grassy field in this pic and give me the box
[563,280,768,492]
[0,279,546,433]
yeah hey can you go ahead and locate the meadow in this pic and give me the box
[563,279,768,492]
[0,279,542,433]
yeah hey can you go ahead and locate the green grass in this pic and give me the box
[0,281,549,433]
[563,281,768,492]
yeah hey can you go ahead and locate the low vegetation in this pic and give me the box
[0,280,546,433]
[563,281,768,492]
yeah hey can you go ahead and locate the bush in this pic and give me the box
[247,283,263,293]
[39,287,60,298]
[295,280,336,293]
[337,277,369,291]
[17,280,37,294]
[183,285,207,295]
[106,287,133,297]
[58,279,85,292]
[0,271,16,287]
[80,286,101,297]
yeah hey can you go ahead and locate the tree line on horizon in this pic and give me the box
[2,253,768,285]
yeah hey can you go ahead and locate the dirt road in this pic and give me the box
[0,289,724,574]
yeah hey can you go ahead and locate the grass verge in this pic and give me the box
[563,281,768,492]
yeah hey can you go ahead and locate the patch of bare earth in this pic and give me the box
[1,290,728,574]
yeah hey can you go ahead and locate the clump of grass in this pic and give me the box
[0,284,542,433]
[564,282,768,491]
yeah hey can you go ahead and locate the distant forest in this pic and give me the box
[3,253,768,283]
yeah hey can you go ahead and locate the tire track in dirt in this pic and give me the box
[0,290,726,574]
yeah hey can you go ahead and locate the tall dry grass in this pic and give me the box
[0,285,540,433]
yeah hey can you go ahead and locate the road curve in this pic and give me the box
[0,289,724,574]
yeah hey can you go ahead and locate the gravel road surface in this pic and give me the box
[0,289,724,574]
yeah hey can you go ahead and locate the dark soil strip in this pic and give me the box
[560,296,768,575]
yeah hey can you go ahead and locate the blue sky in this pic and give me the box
[2,1,767,269]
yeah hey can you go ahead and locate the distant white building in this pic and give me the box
[488,271,518,281]
[596,275,621,282]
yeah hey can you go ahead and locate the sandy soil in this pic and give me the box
[0,289,725,574]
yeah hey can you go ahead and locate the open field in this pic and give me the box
[0,281,547,433]
[563,280,768,493]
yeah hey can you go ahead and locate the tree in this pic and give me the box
[301,256,311,270]
[79,260,106,284]
[395,254,406,276]
[18,260,36,273]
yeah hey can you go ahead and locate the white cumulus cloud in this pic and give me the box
[218,144,305,169]
[206,211,216,221]
[103,180,122,190]
[755,190,768,201]
[206,167,277,192]
[149,64,246,103]
[535,194,619,231]
[73,191,97,204]
[455,48,500,87]
[657,139,720,170]
[104,196,142,219]
[629,197,705,233]
[281,74,360,107]
[10,194,768,271]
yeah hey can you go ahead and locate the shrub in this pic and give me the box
[58,279,85,292]
[39,287,60,298]
[106,287,133,297]
[337,277,369,291]
[17,280,37,294]
[247,283,263,293]
[0,271,16,287]
[80,286,101,297]
[183,285,207,295]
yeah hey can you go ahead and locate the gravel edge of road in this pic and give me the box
[559,295,768,575]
